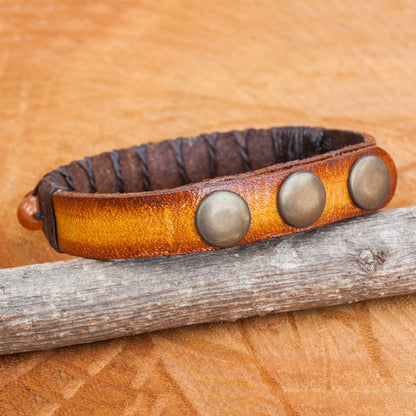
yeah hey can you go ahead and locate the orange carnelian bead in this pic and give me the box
[17,192,42,231]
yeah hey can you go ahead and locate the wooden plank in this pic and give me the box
[1,206,415,356]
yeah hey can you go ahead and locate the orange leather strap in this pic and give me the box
[18,127,397,259]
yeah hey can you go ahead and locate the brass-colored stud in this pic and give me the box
[277,171,326,228]
[348,155,391,210]
[195,190,251,248]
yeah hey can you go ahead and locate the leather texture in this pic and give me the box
[29,127,397,259]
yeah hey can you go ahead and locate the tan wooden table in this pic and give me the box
[1,1,416,414]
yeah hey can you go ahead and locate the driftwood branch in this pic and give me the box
[1,206,416,356]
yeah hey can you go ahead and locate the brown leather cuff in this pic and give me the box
[20,126,397,259]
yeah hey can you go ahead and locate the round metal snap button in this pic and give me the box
[348,155,391,210]
[277,171,326,228]
[195,190,251,248]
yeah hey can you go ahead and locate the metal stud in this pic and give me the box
[277,171,326,228]
[348,155,391,210]
[195,190,251,248]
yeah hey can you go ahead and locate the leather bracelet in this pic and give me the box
[17,126,397,259]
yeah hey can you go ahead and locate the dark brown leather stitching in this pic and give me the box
[108,150,123,193]
[232,130,251,172]
[55,166,76,191]
[136,144,150,191]
[171,137,190,185]
[202,132,218,178]
[76,157,97,193]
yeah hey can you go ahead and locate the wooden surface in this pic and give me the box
[0,1,416,414]
[1,206,416,356]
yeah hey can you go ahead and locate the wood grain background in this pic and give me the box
[1,0,416,415]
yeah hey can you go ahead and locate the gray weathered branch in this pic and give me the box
[1,206,415,356]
